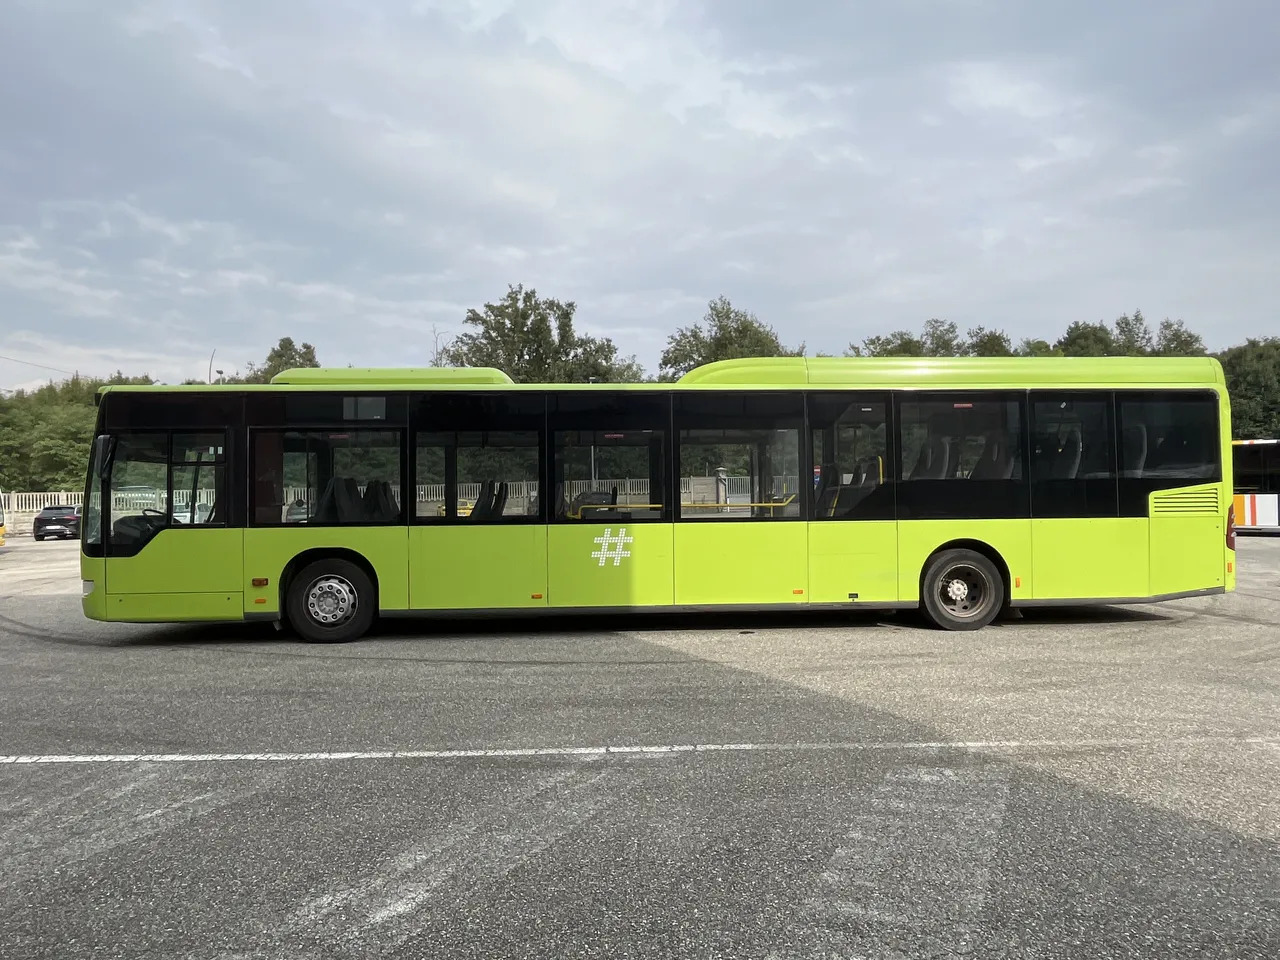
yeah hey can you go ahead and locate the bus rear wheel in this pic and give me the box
[286,559,375,643]
[920,548,1004,631]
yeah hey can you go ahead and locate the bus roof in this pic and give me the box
[96,355,1227,395]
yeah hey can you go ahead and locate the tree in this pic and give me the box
[848,319,990,357]
[1054,320,1116,357]
[659,296,803,380]
[242,337,320,384]
[1216,337,1280,439]
[847,330,925,357]
[1015,338,1060,357]
[441,284,644,383]
[1154,319,1207,357]
[965,326,1014,357]
[1113,310,1154,356]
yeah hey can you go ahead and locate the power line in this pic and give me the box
[0,353,80,376]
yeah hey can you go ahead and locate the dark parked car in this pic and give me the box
[33,504,80,541]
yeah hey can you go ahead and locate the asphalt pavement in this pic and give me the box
[1,536,1277,959]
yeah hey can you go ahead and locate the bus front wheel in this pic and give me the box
[286,559,375,643]
[920,548,1004,631]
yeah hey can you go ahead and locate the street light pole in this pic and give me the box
[207,349,216,384]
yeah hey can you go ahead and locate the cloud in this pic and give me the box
[1,0,1278,388]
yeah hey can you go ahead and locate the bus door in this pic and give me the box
[672,393,809,606]
[805,393,898,604]
[408,395,548,611]
[545,395,674,610]
[99,431,243,618]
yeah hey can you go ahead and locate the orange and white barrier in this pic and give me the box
[1234,493,1280,530]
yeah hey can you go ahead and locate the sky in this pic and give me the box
[1,0,1277,389]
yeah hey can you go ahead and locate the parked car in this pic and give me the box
[33,505,80,541]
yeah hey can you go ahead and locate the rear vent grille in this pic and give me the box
[1152,489,1220,515]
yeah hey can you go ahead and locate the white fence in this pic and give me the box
[2,475,801,534]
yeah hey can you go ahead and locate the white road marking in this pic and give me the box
[1,736,1275,766]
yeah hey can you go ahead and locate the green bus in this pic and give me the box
[80,356,1237,641]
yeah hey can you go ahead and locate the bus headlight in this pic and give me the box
[81,580,95,597]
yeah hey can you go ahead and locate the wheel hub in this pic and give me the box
[946,578,969,602]
[307,576,356,626]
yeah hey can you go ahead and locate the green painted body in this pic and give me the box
[80,356,1237,624]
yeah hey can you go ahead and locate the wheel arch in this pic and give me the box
[279,547,381,619]
[918,538,1011,603]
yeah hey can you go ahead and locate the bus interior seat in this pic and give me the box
[491,482,509,517]
[313,479,339,523]
[1050,426,1083,479]
[334,478,363,523]
[470,480,495,520]
[910,435,953,480]
[361,480,399,522]
[1122,424,1147,475]
[969,431,1015,480]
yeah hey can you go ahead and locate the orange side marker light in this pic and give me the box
[251,577,269,587]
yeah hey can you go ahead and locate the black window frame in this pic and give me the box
[1114,389,1223,517]
[548,392,673,524]
[96,426,232,557]
[805,390,897,522]
[673,391,805,523]
[411,391,547,525]
[248,425,407,527]
[894,390,1030,521]
[1028,390,1119,519]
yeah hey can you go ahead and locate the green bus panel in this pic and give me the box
[1030,519,1149,599]
[897,520,1033,603]
[1151,515,1225,597]
[105,592,243,622]
[807,521,899,604]
[105,529,243,596]
[674,523,808,606]
[241,527,410,614]
[409,526,548,610]
[547,524,674,608]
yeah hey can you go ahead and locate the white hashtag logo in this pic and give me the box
[591,527,633,566]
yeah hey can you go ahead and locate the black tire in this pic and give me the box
[920,548,1004,631]
[33,535,44,542]
[285,558,375,643]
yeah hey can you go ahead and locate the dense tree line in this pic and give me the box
[2,289,1276,492]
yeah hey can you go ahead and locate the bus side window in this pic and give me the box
[896,393,1028,520]
[549,393,669,523]
[807,393,893,521]
[674,393,803,521]
[1115,391,1221,516]
[414,393,546,523]
[1029,394,1117,518]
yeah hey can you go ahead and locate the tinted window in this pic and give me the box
[246,393,406,427]
[1234,443,1279,494]
[808,393,894,520]
[414,394,545,522]
[252,430,403,525]
[1116,391,1221,515]
[1029,393,1117,518]
[549,393,668,522]
[104,393,242,430]
[675,393,803,520]
[897,393,1027,520]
